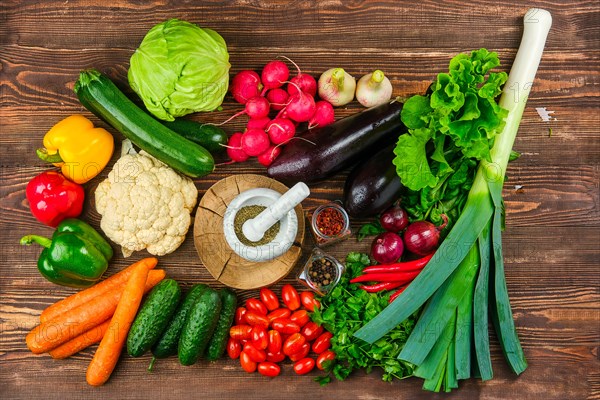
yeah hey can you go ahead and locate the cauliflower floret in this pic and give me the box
[95,147,198,257]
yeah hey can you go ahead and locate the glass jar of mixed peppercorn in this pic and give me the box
[297,248,345,295]
[308,201,351,247]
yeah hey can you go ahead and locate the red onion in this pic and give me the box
[404,215,448,256]
[371,232,404,265]
[379,205,409,233]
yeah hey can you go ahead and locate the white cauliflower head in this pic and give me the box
[95,143,198,257]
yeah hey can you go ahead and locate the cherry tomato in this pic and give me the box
[244,311,269,329]
[257,361,281,377]
[312,331,333,354]
[234,306,247,325]
[283,333,307,356]
[293,357,316,375]
[288,342,310,362]
[246,298,268,315]
[301,322,324,341]
[240,351,257,373]
[227,338,241,359]
[316,350,336,370]
[289,309,309,327]
[281,284,301,310]
[259,288,280,311]
[266,350,286,363]
[243,342,267,363]
[267,330,282,354]
[251,326,268,350]
[271,318,300,334]
[267,308,291,324]
[300,291,320,312]
[230,325,252,340]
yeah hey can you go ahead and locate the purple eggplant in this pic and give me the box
[267,101,405,184]
[344,144,404,218]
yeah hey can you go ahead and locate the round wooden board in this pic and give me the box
[193,174,305,289]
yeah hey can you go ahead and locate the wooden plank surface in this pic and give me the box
[0,0,598,399]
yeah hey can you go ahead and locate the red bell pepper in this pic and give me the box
[26,171,85,227]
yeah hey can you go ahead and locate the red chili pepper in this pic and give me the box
[358,281,405,293]
[26,171,85,227]
[350,269,422,284]
[388,286,408,303]
[361,254,434,274]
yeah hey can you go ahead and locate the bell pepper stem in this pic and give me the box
[20,235,53,248]
[37,148,63,163]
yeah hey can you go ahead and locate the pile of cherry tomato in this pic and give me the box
[228,284,335,377]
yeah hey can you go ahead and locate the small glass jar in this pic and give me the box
[308,201,351,247]
[297,247,345,296]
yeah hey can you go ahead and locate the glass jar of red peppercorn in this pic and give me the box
[309,201,351,247]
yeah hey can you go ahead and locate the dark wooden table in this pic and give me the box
[1,1,598,399]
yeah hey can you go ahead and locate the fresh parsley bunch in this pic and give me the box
[311,253,417,384]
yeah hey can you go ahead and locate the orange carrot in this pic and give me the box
[41,257,158,323]
[49,320,110,359]
[86,261,149,386]
[47,270,166,360]
[25,266,163,354]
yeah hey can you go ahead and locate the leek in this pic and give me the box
[354,8,552,391]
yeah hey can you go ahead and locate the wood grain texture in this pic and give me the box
[1,0,598,399]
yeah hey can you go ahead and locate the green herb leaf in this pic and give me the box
[357,220,386,241]
[311,253,416,384]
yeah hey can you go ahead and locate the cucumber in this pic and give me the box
[151,284,208,360]
[126,279,181,357]
[74,69,214,178]
[159,119,227,154]
[178,288,222,366]
[205,288,237,361]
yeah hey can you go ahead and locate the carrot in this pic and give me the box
[25,266,164,354]
[49,320,110,359]
[86,260,149,386]
[41,257,158,323]
[47,270,166,360]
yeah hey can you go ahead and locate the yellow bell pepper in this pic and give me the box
[37,115,114,184]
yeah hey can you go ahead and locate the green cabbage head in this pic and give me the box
[128,19,230,121]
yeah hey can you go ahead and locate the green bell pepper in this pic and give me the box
[20,218,113,288]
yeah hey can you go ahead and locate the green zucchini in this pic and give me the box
[205,288,237,361]
[74,69,214,178]
[178,288,222,366]
[151,284,208,360]
[126,279,181,357]
[159,118,227,154]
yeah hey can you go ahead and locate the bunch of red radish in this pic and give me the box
[225,57,335,166]
[227,285,335,377]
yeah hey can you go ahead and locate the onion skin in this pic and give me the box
[404,215,447,256]
[371,232,404,265]
[380,205,409,233]
[356,70,393,108]
[318,68,355,107]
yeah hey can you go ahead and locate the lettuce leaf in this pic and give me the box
[394,49,508,192]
